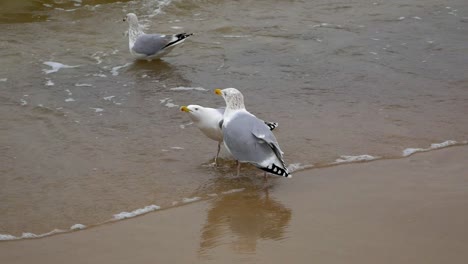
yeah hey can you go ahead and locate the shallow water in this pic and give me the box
[0,0,467,237]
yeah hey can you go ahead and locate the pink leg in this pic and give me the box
[214,142,221,166]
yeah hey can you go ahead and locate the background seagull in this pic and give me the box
[180,105,278,165]
[123,13,192,60]
[214,88,290,178]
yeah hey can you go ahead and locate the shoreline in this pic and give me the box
[1,145,467,263]
[1,141,466,241]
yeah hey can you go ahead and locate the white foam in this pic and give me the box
[1,78,8,82]
[20,99,28,106]
[287,163,314,172]
[111,63,132,76]
[75,83,92,87]
[430,140,457,149]
[0,234,16,240]
[169,86,207,91]
[55,8,78,12]
[398,16,405,20]
[113,205,161,220]
[93,73,107,78]
[171,26,183,29]
[103,95,115,101]
[413,16,422,20]
[43,61,79,74]
[160,98,179,108]
[334,155,379,164]
[403,148,424,157]
[148,0,173,17]
[90,107,104,113]
[0,229,64,241]
[65,89,72,96]
[166,102,178,108]
[170,146,184,150]
[221,188,245,195]
[91,51,105,64]
[70,224,86,230]
[403,140,459,157]
[65,98,75,102]
[223,35,250,38]
[182,197,201,203]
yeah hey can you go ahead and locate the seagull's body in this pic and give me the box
[123,13,192,60]
[214,88,290,178]
[180,104,278,165]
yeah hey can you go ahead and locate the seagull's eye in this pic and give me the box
[194,108,199,110]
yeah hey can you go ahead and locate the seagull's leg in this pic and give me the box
[215,142,221,166]
[236,161,241,176]
[263,172,268,182]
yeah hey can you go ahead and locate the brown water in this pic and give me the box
[0,0,467,237]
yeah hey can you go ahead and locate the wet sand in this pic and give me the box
[1,146,467,263]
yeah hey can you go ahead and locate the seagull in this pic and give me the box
[214,88,291,178]
[180,105,278,165]
[123,13,193,60]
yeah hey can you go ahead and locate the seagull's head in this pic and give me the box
[180,105,206,122]
[214,88,245,110]
[123,13,138,25]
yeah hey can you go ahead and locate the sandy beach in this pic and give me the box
[1,146,467,263]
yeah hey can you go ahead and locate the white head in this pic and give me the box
[180,104,224,141]
[123,13,139,27]
[214,88,245,110]
[180,105,203,122]
[180,105,222,123]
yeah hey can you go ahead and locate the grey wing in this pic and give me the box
[132,34,172,55]
[223,113,280,164]
[251,119,286,165]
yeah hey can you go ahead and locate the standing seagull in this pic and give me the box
[123,13,193,60]
[214,88,291,178]
[180,104,278,165]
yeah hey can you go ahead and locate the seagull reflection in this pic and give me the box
[198,186,292,255]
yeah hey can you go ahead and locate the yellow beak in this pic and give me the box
[180,106,191,112]
[214,89,222,96]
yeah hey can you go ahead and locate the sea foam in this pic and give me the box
[403,140,459,157]
[43,61,80,74]
[182,197,201,203]
[111,63,131,76]
[334,155,379,164]
[287,163,314,173]
[70,224,86,230]
[113,205,161,220]
[169,87,207,91]
[0,229,64,241]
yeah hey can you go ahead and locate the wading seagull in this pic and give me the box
[123,13,193,60]
[214,88,291,178]
[180,105,278,165]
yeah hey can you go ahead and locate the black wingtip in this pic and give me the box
[264,121,279,131]
[176,33,193,39]
[164,33,194,49]
[260,163,291,178]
